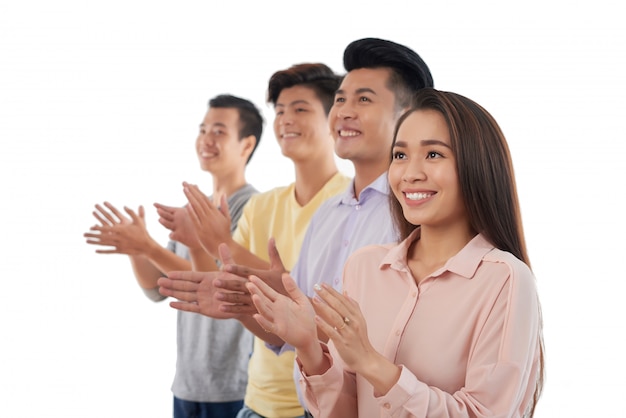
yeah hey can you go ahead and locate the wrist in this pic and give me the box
[360,352,401,396]
[144,238,163,260]
[298,339,327,376]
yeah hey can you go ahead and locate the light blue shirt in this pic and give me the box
[292,172,398,297]
[270,172,399,408]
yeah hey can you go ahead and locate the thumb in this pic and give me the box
[219,194,231,223]
[282,273,307,304]
[218,243,234,267]
[268,238,286,272]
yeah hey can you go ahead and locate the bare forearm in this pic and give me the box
[129,255,164,289]
[189,247,219,272]
[143,241,192,277]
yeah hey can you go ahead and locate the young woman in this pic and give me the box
[245,88,544,417]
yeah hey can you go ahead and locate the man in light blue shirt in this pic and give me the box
[291,173,395,297]
[276,39,433,410]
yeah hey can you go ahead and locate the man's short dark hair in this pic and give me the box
[267,63,341,115]
[343,38,434,109]
[209,94,264,163]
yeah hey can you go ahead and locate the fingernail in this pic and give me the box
[313,283,322,291]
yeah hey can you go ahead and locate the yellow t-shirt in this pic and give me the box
[233,172,351,417]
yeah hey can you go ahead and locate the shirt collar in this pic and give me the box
[381,228,495,279]
[339,172,389,206]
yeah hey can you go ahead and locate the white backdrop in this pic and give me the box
[1,1,624,417]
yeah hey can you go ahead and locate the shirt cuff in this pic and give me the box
[374,364,428,416]
[264,341,294,355]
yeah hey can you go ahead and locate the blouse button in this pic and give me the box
[383,402,391,409]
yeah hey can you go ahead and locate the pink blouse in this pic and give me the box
[298,229,542,417]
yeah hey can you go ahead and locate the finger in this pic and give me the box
[138,205,145,219]
[168,301,201,314]
[185,183,216,216]
[158,217,175,231]
[94,203,117,224]
[85,232,116,244]
[218,194,231,223]
[215,291,253,305]
[219,303,258,315]
[267,237,286,271]
[218,243,235,267]
[124,206,140,223]
[95,248,122,254]
[282,273,309,304]
[154,205,175,222]
[160,270,206,285]
[88,224,114,233]
[246,280,275,320]
[158,285,197,302]
[247,275,279,303]
[213,274,249,292]
[221,263,255,279]
[314,312,343,338]
[85,235,117,247]
[103,201,127,222]
[83,231,102,239]
[312,284,351,328]
[314,283,352,312]
[249,293,275,323]
[184,186,211,227]
[154,202,175,213]
[92,209,112,227]
[184,193,202,227]
[252,312,276,334]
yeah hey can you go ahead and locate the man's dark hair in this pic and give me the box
[267,63,341,115]
[343,38,434,109]
[209,94,264,163]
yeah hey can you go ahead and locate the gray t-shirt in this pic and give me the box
[145,183,257,402]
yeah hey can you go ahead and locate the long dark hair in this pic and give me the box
[388,88,544,416]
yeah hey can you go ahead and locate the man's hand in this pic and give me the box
[183,182,233,257]
[158,269,246,319]
[84,202,155,256]
[154,202,201,249]
[219,238,289,297]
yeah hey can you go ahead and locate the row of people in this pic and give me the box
[85,37,544,418]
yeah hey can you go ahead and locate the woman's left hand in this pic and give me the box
[312,284,376,372]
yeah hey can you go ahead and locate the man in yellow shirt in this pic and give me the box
[159,63,350,418]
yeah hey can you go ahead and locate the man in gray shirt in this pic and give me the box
[84,94,263,417]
